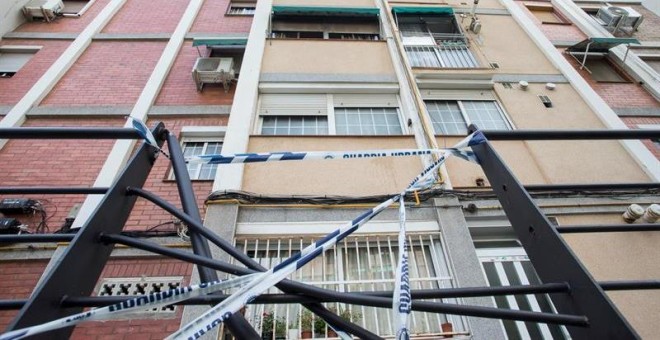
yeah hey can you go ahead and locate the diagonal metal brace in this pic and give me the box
[469,127,639,339]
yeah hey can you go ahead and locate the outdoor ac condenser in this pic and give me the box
[192,57,236,92]
[22,0,65,22]
[596,6,643,30]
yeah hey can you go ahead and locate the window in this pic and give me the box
[261,116,329,135]
[258,94,405,136]
[182,140,223,180]
[232,232,466,338]
[227,2,256,15]
[335,108,403,135]
[525,5,568,24]
[426,100,511,135]
[62,0,91,15]
[96,277,183,315]
[397,15,479,68]
[271,31,324,39]
[584,56,629,82]
[270,9,381,41]
[0,47,38,78]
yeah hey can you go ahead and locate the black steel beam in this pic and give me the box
[166,134,259,339]
[5,123,167,339]
[0,187,109,194]
[469,127,640,339]
[0,127,141,139]
[101,234,588,327]
[482,129,660,140]
[600,280,660,291]
[0,234,75,243]
[112,192,381,339]
[525,183,659,191]
[557,224,660,233]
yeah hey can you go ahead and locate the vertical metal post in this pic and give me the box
[167,133,260,339]
[5,123,167,338]
[469,128,639,339]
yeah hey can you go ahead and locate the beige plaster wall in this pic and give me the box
[558,214,660,339]
[243,137,423,195]
[273,0,377,8]
[261,40,396,75]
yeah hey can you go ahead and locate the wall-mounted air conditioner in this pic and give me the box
[22,0,65,22]
[192,57,236,92]
[596,6,643,33]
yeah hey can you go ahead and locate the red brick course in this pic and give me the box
[155,41,237,105]
[0,40,71,105]
[190,0,253,33]
[41,41,166,106]
[124,116,228,231]
[622,117,660,160]
[15,0,112,33]
[0,260,48,329]
[516,2,587,42]
[101,0,190,34]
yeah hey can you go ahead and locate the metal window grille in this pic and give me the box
[96,277,184,314]
[335,108,403,136]
[405,45,479,68]
[228,4,256,15]
[232,232,467,339]
[425,100,511,135]
[261,116,329,135]
[477,247,569,340]
[182,141,223,180]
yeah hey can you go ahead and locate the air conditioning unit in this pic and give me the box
[596,6,643,31]
[22,0,65,22]
[192,57,236,92]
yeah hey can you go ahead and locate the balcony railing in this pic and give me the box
[405,43,479,68]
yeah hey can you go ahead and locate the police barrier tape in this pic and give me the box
[393,196,411,340]
[169,132,485,339]
[0,274,259,340]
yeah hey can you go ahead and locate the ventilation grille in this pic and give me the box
[538,95,553,108]
[502,82,513,89]
[489,62,500,69]
[97,277,184,313]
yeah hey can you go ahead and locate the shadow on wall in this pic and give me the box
[0,0,31,36]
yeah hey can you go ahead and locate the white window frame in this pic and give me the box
[255,94,407,136]
[227,1,256,16]
[170,127,225,181]
[232,221,468,338]
[0,46,40,78]
[425,99,514,135]
[61,0,96,16]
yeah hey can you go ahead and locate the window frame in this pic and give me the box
[61,0,95,16]
[255,94,407,136]
[524,4,571,25]
[226,1,256,16]
[0,46,40,78]
[168,127,225,181]
[425,99,514,136]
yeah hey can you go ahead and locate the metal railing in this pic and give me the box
[405,44,479,68]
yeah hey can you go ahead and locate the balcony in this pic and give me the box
[405,43,479,68]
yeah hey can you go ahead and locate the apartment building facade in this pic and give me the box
[0,0,658,339]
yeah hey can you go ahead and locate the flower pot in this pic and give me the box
[301,330,313,339]
[328,329,338,337]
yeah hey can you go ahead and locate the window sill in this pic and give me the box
[225,13,254,16]
[541,21,572,26]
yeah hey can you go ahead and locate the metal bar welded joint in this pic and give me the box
[468,125,640,339]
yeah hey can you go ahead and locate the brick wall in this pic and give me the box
[155,41,237,105]
[0,260,48,330]
[41,41,166,106]
[15,0,112,33]
[124,116,228,231]
[102,0,190,34]
[190,0,253,33]
[516,2,587,42]
[0,117,123,232]
[0,40,71,105]
[621,117,660,159]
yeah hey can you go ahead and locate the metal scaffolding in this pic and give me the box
[0,124,658,339]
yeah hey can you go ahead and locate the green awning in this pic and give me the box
[192,38,248,47]
[392,6,454,16]
[567,37,640,53]
[271,6,380,17]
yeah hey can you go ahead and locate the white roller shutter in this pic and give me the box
[259,94,327,116]
[0,52,33,73]
[333,94,399,108]
[420,89,496,101]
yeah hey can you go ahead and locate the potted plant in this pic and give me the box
[261,311,288,340]
[298,310,314,339]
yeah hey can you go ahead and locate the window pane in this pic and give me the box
[463,101,510,131]
[261,116,328,135]
[335,108,402,136]
[181,141,221,180]
[425,100,468,135]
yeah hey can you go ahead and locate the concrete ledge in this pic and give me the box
[493,73,569,83]
[260,73,399,83]
[28,105,132,116]
[2,32,78,40]
[455,8,511,15]
[615,107,660,117]
[93,33,172,40]
[552,40,581,47]
[0,106,12,115]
